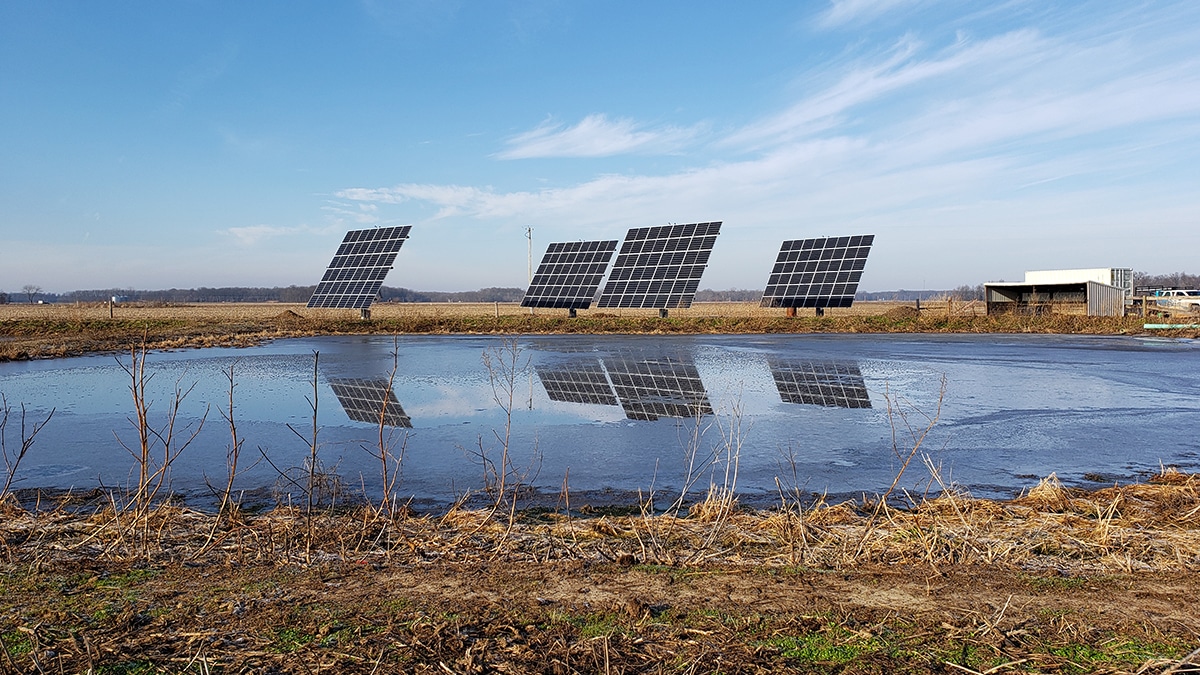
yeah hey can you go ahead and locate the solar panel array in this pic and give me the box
[330,378,413,427]
[536,360,619,406]
[769,360,872,409]
[521,240,618,309]
[308,226,411,310]
[597,222,722,309]
[760,234,874,309]
[604,354,713,421]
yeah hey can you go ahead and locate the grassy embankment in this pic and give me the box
[1,469,1198,673]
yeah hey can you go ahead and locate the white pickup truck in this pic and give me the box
[1155,289,1200,314]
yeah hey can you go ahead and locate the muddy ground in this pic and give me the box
[3,556,1199,674]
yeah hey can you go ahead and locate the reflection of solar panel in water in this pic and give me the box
[330,378,413,427]
[604,354,713,420]
[597,222,722,309]
[760,235,874,308]
[769,360,871,408]
[308,226,412,309]
[536,359,618,406]
[521,240,618,309]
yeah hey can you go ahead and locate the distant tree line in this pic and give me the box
[1133,271,1200,290]
[39,286,529,304]
[11,273,1196,306]
[693,289,762,302]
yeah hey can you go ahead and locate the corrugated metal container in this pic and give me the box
[1086,281,1124,316]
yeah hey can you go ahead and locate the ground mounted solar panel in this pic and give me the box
[536,359,619,406]
[597,222,722,314]
[521,240,618,311]
[603,353,712,421]
[760,234,874,309]
[329,378,413,427]
[307,226,411,312]
[769,360,872,409]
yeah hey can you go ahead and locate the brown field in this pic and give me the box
[0,299,961,321]
[1,299,1186,362]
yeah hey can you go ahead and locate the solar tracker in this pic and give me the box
[603,352,712,421]
[769,359,872,409]
[536,358,619,406]
[329,378,413,427]
[307,226,411,310]
[760,235,874,309]
[521,240,619,310]
[597,222,722,311]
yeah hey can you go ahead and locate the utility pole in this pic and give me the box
[526,226,534,315]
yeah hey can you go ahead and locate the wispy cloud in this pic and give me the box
[321,200,381,226]
[818,0,930,28]
[339,2,1200,286]
[722,29,1040,151]
[223,224,341,246]
[497,114,703,159]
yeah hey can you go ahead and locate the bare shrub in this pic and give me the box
[0,395,55,500]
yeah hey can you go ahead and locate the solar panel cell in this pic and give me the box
[520,240,618,310]
[759,234,874,309]
[597,222,721,309]
[307,226,410,310]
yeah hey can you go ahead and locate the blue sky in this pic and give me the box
[2,1,1199,294]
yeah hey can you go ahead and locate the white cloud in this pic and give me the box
[723,29,1041,151]
[818,0,929,28]
[223,223,342,246]
[338,2,1200,289]
[321,200,382,226]
[497,114,703,159]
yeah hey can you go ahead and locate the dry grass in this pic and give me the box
[0,298,1115,322]
[2,471,1198,674]
[0,300,1177,362]
[4,469,1195,574]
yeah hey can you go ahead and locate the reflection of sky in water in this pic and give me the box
[1,334,1198,507]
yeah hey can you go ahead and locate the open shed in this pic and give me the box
[984,280,1125,316]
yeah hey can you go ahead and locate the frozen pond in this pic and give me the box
[1,333,1198,510]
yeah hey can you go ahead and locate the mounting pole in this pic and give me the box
[659,308,669,318]
[360,308,371,321]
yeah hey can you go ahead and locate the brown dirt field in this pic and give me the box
[2,472,1198,673]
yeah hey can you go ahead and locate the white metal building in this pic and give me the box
[1023,268,1133,304]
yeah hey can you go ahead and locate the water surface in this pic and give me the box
[1,334,1197,509]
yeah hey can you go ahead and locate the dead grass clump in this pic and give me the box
[1151,467,1198,486]
[884,305,920,319]
[1014,473,1089,512]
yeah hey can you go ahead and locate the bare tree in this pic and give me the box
[21,285,41,304]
